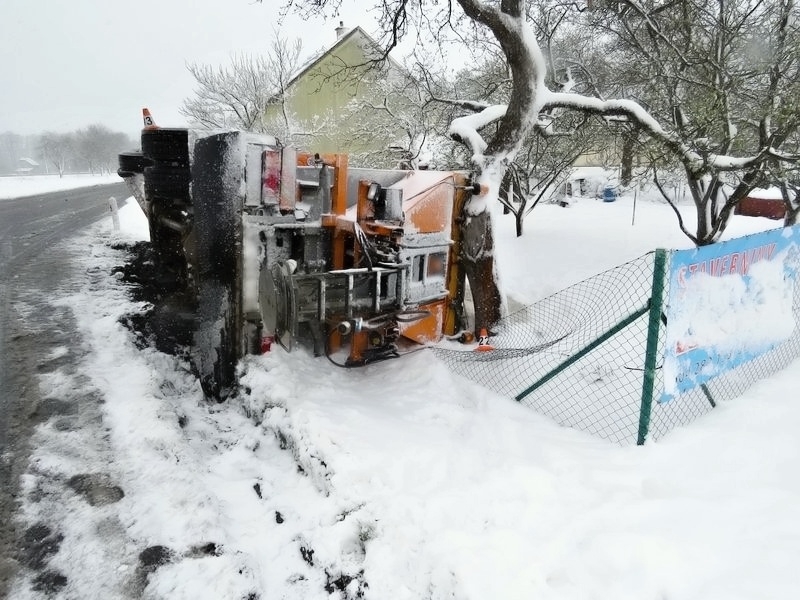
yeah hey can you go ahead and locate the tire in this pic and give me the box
[118,151,152,175]
[141,128,190,167]
[144,165,191,200]
[149,203,187,260]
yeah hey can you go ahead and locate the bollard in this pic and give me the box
[108,196,120,231]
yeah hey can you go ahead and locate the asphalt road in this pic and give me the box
[0,181,128,596]
[0,182,128,272]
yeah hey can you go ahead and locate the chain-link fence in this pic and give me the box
[433,247,800,445]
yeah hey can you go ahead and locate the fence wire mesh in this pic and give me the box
[432,249,800,445]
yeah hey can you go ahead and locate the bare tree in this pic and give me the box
[38,132,74,178]
[331,60,460,168]
[181,32,302,136]
[431,50,604,236]
[580,0,800,245]
[76,124,130,174]
[499,116,598,236]
[0,132,25,174]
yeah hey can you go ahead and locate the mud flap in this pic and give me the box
[193,282,236,400]
[191,132,244,400]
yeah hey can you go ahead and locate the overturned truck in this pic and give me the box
[118,127,479,399]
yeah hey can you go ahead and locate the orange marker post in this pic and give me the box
[142,108,158,130]
[475,328,494,352]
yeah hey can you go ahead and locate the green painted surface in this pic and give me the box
[637,249,667,446]
[264,30,407,158]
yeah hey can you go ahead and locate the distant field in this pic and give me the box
[0,173,122,200]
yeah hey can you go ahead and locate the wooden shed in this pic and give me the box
[735,187,786,220]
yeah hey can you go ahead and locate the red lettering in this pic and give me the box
[768,243,777,259]
[681,241,779,283]
[729,252,740,275]
[678,266,688,288]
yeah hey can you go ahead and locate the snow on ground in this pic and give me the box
[0,173,121,200]
[494,189,778,303]
[11,182,800,599]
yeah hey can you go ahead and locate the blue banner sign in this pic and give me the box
[661,225,800,403]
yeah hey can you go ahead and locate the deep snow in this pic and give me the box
[9,178,800,599]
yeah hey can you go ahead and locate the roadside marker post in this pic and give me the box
[108,196,120,231]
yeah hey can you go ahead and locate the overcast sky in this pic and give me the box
[0,0,377,139]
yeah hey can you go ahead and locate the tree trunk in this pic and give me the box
[620,130,636,186]
[784,206,799,227]
[781,184,799,226]
[695,201,712,245]
[451,0,540,331]
[686,175,713,245]
[499,167,514,215]
[459,209,503,334]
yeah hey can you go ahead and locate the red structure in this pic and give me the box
[736,188,786,220]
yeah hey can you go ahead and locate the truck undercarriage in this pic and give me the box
[119,126,477,399]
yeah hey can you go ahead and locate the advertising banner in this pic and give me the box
[661,225,800,403]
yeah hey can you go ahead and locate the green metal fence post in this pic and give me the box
[637,249,668,445]
[515,305,649,403]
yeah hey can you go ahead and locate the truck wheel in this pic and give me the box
[141,128,190,167]
[144,165,191,200]
[117,151,151,177]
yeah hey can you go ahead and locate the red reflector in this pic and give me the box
[262,149,281,205]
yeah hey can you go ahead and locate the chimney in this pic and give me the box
[335,21,348,39]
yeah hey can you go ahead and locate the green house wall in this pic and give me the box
[265,30,406,160]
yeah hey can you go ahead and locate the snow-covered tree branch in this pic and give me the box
[181,32,302,135]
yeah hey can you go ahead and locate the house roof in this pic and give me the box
[747,187,784,200]
[285,25,406,91]
[19,157,39,166]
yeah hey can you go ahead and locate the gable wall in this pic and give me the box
[265,31,407,160]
